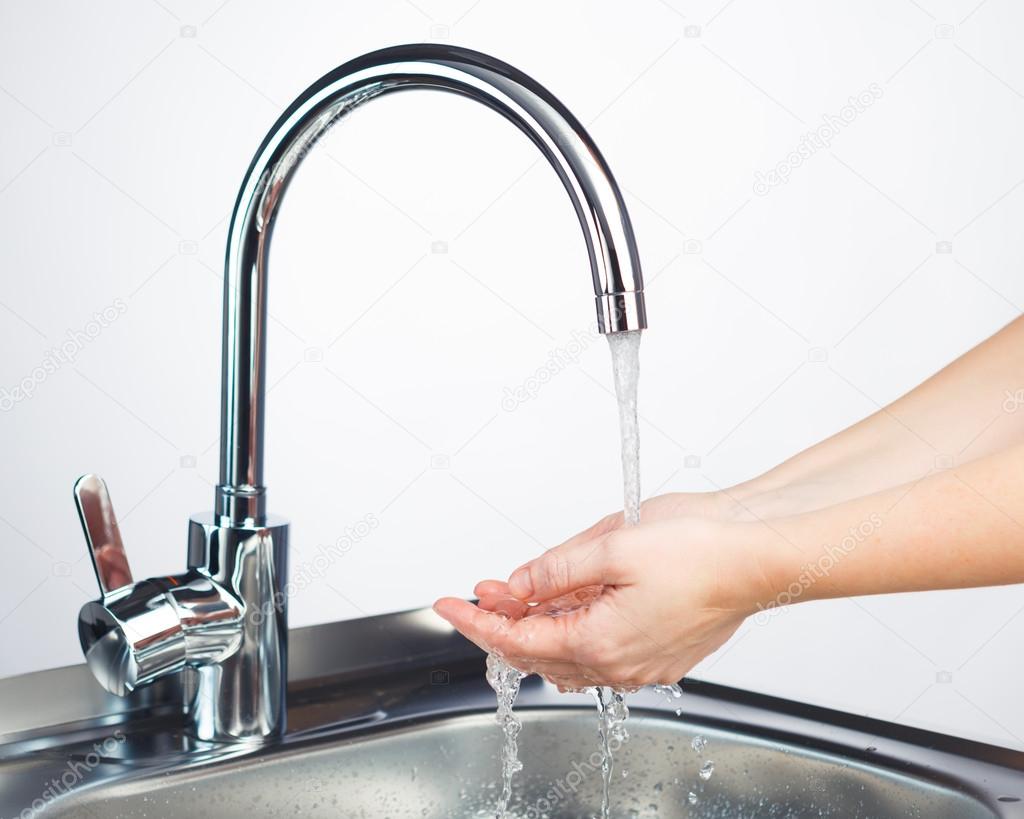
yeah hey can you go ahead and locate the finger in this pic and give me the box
[553,678,600,692]
[475,593,509,612]
[530,664,604,690]
[480,584,601,618]
[544,675,594,691]
[500,658,586,680]
[529,585,604,617]
[435,597,578,662]
[434,597,527,656]
[507,535,627,602]
[477,594,530,619]
[490,609,580,662]
[474,579,510,598]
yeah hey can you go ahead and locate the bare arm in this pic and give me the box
[433,317,1024,688]
[435,444,1024,688]
[760,442,1024,603]
[727,316,1024,518]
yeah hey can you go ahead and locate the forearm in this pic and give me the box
[729,316,1024,518]
[753,443,1024,607]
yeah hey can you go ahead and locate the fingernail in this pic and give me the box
[509,567,532,599]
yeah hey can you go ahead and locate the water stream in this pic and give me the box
[587,330,644,819]
[486,329,645,818]
[591,685,630,819]
[607,330,643,528]
[487,653,526,819]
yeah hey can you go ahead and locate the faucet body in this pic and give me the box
[75,44,646,743]
[76,475,288,741]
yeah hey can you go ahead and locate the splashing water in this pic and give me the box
[486,653,526,818]
[592,686,630,819]
[653,682,685,716]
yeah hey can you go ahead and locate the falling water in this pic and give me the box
[486,653,526,819]
[607,331,643,527]
[592,685,630,819]
[653,681,686,715]
[587,330,644,819]
[482,330,644,818]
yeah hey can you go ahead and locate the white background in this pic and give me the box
[1,0,1023,749]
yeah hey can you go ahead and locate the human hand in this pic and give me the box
[433,514,781,690]
[457,490,766,626]
[587,490,760,534]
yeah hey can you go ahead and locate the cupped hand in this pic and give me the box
[460,490,762,628]
[433,511,782,690]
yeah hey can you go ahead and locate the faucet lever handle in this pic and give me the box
[73,474,134,598]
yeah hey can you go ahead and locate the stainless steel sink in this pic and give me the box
[2,613,1021,818]
[45,708,997,819]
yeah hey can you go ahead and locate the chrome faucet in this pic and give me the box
[74,44,646,744]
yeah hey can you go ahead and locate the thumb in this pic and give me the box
[508,536,626,602]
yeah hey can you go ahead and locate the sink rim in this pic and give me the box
[30,704,1008,819]
[7,681,1022,818]
[2,609,1023,817]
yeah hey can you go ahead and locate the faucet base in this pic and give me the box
[186,514,290,742]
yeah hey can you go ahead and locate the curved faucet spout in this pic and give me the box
[218,44,647,523]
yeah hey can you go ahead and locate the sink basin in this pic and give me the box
[2,613,1020,819]
[46,708,996,818]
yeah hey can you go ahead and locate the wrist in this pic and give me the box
[713,481,799,522]
[718,472,862,522]
[734,498,891,618]
[702,519,796,617]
